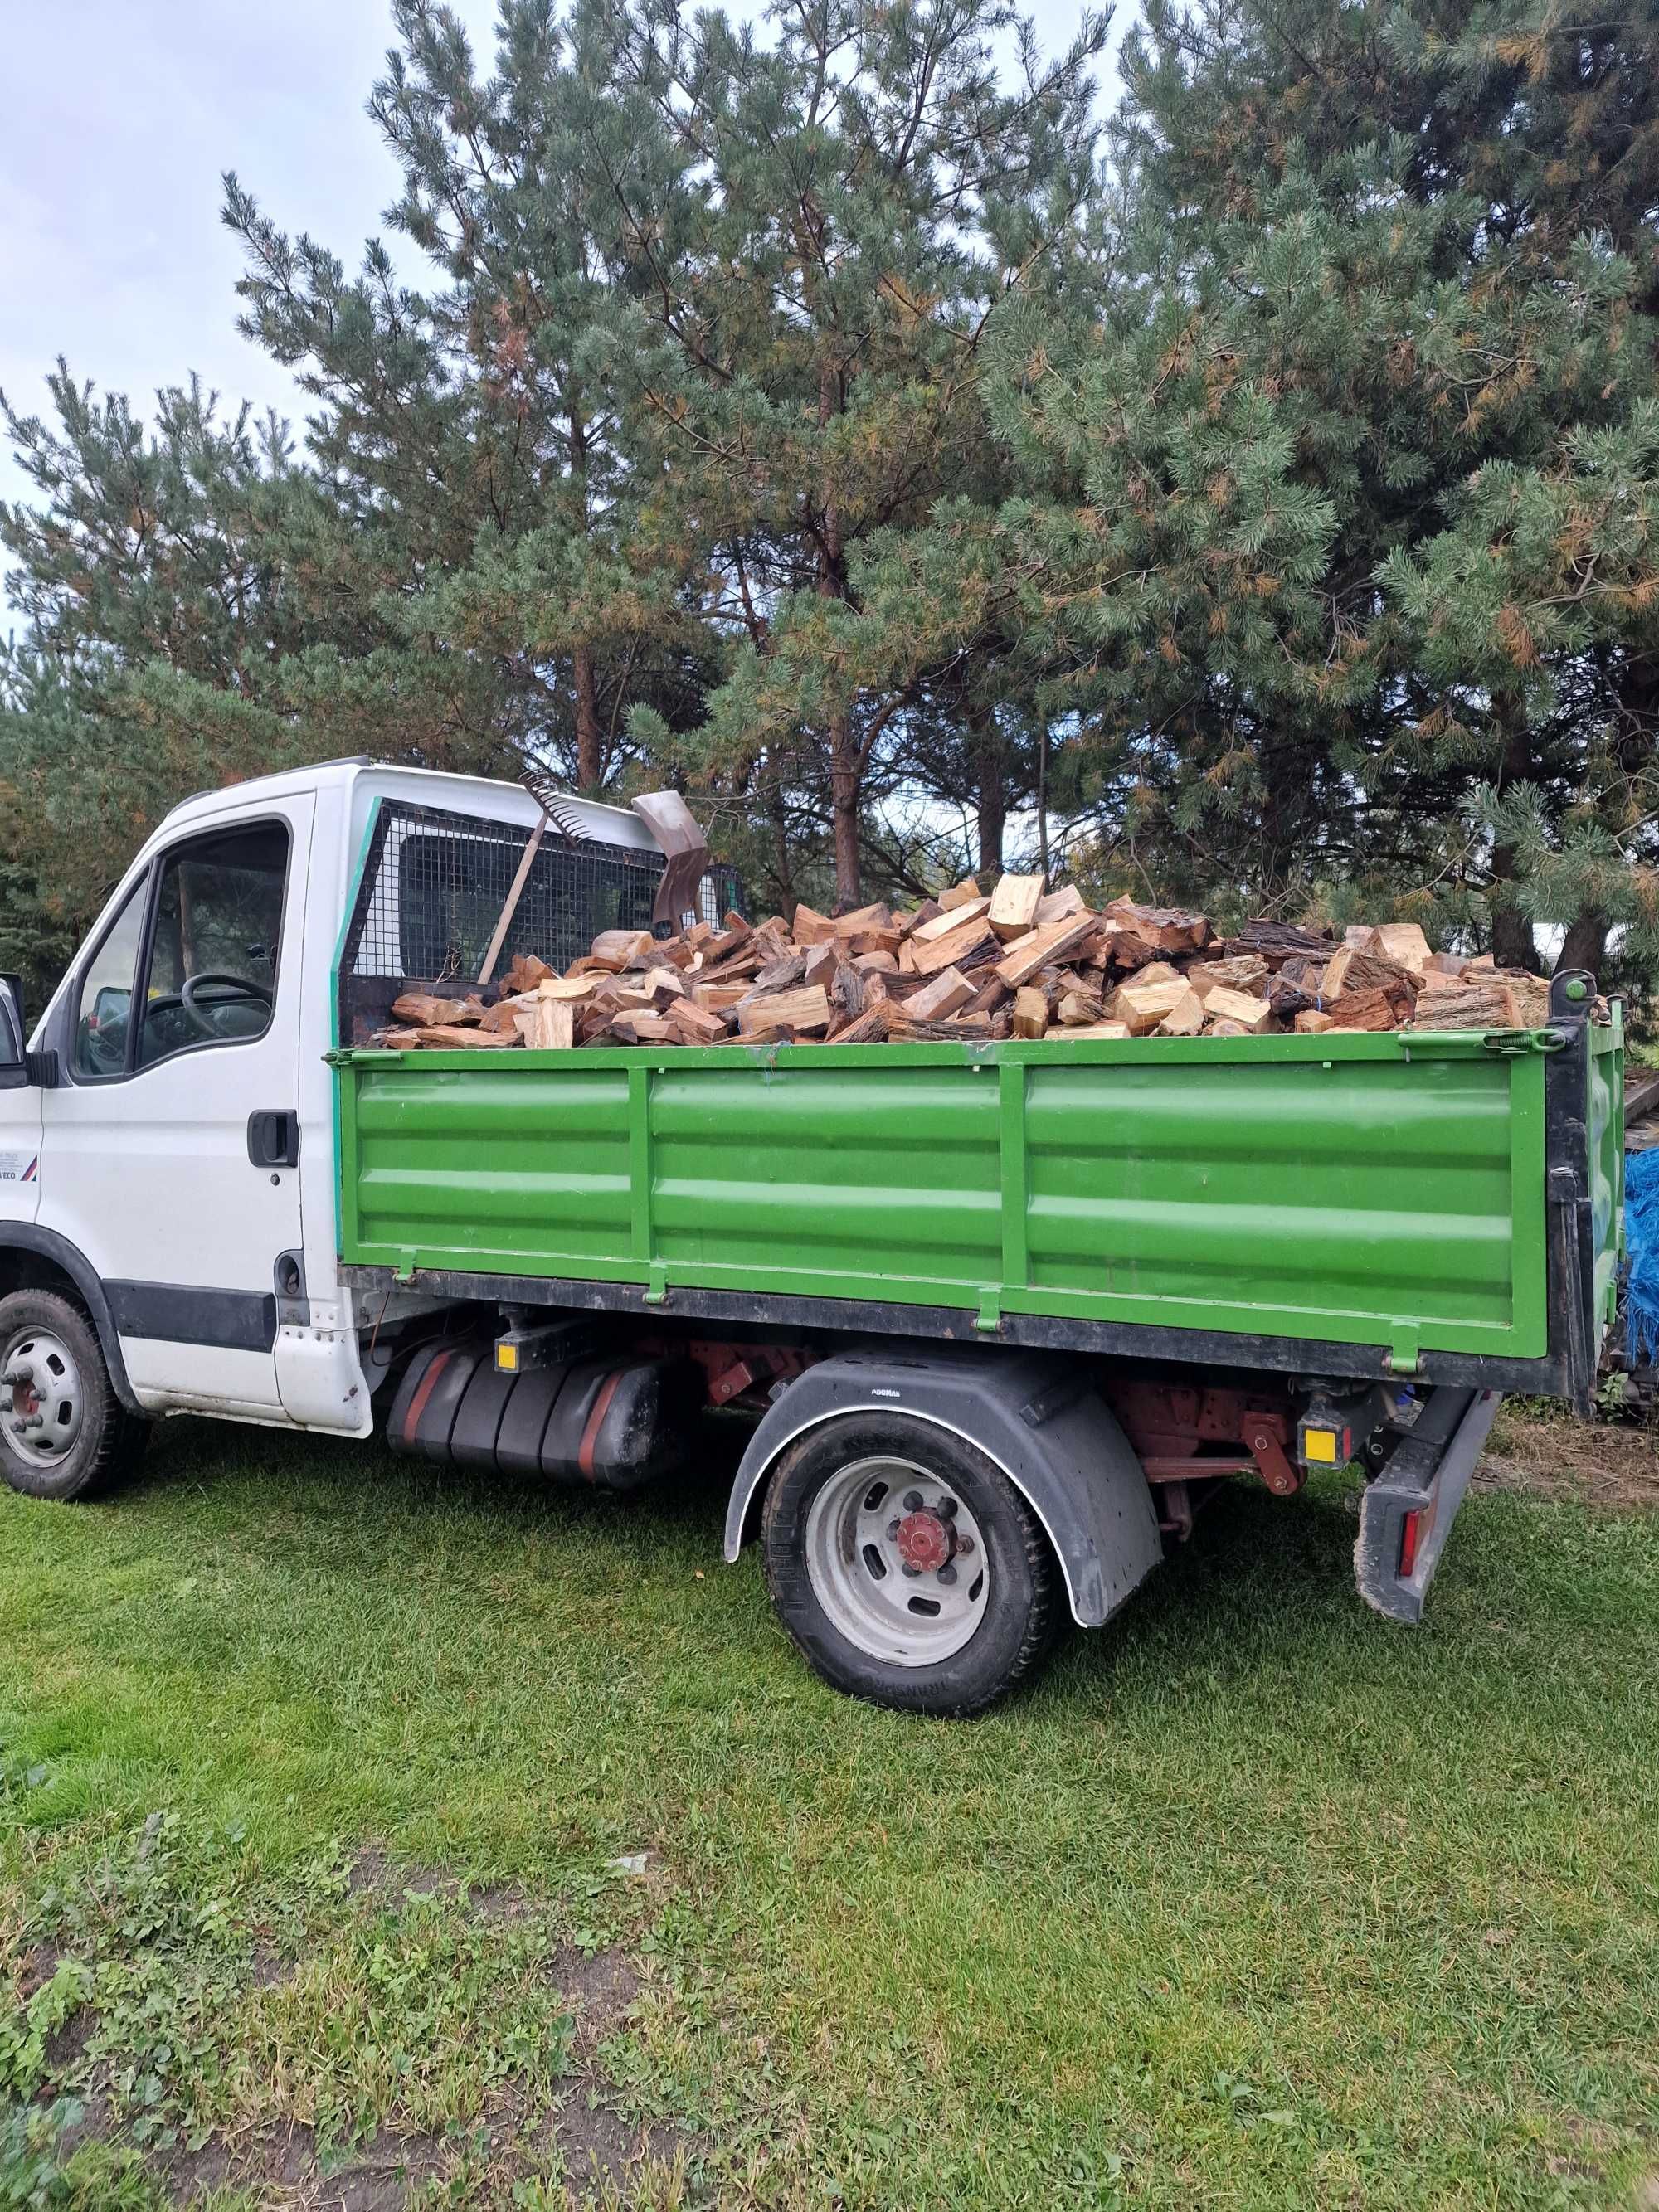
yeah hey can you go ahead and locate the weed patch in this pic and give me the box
[0,1800,703,2207]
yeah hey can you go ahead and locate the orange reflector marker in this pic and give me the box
[1399,1508,1423,1578]
[1297,1417,1351,1468]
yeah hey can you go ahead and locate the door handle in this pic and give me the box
[247,1109,300,1169]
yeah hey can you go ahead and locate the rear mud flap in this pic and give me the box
[1355,1387,1502,1624]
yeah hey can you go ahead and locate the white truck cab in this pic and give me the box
[0,760,658,1487]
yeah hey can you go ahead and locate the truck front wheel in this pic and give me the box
[0,1290,148,1502]
[760,1415,1058,1716]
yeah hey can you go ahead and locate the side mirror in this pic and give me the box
[0,974,30,1090]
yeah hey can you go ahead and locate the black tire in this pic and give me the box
[760,1414,1059,1717]
[0,1289,148,1502]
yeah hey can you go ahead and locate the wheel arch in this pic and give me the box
[722,1347,1162,1628]
[0,1228,141,1413]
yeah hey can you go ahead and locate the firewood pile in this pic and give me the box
[375,876,1559,1052]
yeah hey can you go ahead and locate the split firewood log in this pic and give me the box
[1201,988,1273,1035]
[413,1023,518,1048]
[1408,980,1521,1030]
[1109,977,1194,1034]
[737,984,831,1038]
[1012,987,1049,1039]
[1319,946,1419,1023]
[905,967,977,1020]
[513,996,577,1049]
[1155,986,1207,1037]
[391,991,474,1027]
[501,952,555,994]
[987,873,1044,941]
[1323,987,1398,1032]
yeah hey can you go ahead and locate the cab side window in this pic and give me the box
[71,878,147,1079]
[70,822,290,1082]
[135,824,289,1069]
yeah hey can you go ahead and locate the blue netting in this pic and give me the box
[1623,1147,1659,1364]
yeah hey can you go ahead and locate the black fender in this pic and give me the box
[0,1224,142,1414]
[722,1345,1162,1627]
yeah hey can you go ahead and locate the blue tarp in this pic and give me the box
[1624,1147,1659,1364]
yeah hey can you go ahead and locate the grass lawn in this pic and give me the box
[2,1403,1657,2209]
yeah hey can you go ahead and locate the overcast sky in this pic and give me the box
[1,0,496,526]
[1,0,1112,571]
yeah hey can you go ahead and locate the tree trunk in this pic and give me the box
[813,350,862,909]
[568,395,601,790]
[767,766,795,912]
[572,644,601,790]
[1556,909,1608,980]
[971,702,1005,878]
[977,785,1006,882]
[1488,696,1540,972]
[829,720,861,909]
[1035,719,1050,882]
[817,505,861,902]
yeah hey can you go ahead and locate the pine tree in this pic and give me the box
[992,0,1659,973]
[604,0,1106,904]
[221,0,718,797]
[0,370,327,997]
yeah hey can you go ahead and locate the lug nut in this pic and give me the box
[901,1563,922,1578]
[22,1414,42,1431]
[937,1563,958,1586]
[902,1490,923,1513]
[955,1535,975,1557]
[885,1518,901,1540]
[937,1496,958,1519]
[8,1420,22,1436]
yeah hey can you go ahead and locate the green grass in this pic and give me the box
[2,1412,1657,2208]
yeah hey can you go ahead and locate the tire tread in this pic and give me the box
[760,1416,1059,1717]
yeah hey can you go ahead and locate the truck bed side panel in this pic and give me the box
[336,1032,1565,1370]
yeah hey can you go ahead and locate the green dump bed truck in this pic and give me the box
[0,764,1624,1715]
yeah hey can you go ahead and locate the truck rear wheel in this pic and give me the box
[760,1414,1058,1716]
[0,1290,147,1502]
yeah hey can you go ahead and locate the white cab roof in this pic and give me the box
[157,758,659,850]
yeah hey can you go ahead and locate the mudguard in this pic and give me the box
[0,1223,141,1413]
[722,1344,1162,1627]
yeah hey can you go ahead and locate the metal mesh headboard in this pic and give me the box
[336,800,740,1045]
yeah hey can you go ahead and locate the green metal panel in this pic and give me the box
[335,1028,1597,1362]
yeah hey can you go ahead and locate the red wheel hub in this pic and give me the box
[895,1510,951,1573]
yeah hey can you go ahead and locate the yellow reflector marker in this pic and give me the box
[1303,1428,1339,1463]
[497,1343,518,1371]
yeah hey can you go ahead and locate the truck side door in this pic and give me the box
[41,800,312,1417]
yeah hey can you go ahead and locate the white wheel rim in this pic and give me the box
[803,1455,990,1665]
[2,1327,85,1468]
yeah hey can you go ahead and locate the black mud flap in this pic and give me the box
[1355,1387,1502,1624]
